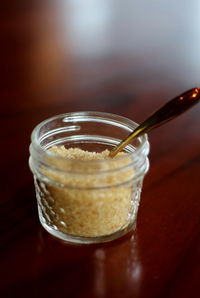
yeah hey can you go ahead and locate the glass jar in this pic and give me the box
[29,111,150,244]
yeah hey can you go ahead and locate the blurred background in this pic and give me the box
[1,3,200,297]
[1,0,200,117]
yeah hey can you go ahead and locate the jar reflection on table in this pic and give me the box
[33,227,142,297]
[92,231,142,297]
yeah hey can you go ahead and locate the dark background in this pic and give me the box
[0,1,200,297]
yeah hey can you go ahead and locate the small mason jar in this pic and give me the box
[29,111,150,244]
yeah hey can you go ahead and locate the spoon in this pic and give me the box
[109,87,200,157]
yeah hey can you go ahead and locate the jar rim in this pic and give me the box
[31,111,149,164]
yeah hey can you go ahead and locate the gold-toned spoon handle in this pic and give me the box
[109,87,200,157]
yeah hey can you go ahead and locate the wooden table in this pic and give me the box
[1,1,200,297]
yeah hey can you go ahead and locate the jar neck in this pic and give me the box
[29,111,150,187]
[29,143,149,188]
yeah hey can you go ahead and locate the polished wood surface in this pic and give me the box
[1,1,200,297]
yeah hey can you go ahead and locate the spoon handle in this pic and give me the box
[110,88,200,157]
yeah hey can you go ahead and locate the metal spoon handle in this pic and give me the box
[110,87,200,157]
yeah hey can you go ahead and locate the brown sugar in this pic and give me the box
[40,146,135,237]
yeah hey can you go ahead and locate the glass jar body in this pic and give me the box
[29,111,150,244]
